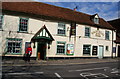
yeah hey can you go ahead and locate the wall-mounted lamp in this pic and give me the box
[48,41,52,49]
[33,42,36,48]
[67,27,70,31]
[48,44,50,49]
[79,36,81,38]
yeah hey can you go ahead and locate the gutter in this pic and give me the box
[111,30,114,58]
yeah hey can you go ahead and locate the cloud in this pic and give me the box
[34,1,119,20]
[74,2,118,20]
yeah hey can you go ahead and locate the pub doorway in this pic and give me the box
[37,42,47,60]
[31,25,54,60]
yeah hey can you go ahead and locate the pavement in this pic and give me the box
[2,58,120,66]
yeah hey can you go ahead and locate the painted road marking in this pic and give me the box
[111,71,119,73]
[6,72,44,75]
[116,74,120,76]
[80,73,108,79]
[34,72,44,74]
[7,72,31,75]
[111,68,119,74]
[112,68,118,72]
[69,67,109,72]
[55,73,63,79]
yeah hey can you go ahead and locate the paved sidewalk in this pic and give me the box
[2,58,120,66]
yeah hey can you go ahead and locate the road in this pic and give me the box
[2,61,120,79]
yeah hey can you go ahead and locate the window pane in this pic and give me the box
[19,18,28,32]
[7,38,22,54]
[106,46,109,51]
[58,22,65,35]
[105,31,109,40]
[85,27,90,37]
[0,15,3,29]
[83,45,91,55]
[94,18,99,24]
[57,42,65,54]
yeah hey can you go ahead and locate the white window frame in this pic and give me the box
[7,38,22,54]
[19,18,29,32]
[57,22,66,35]
[85,27,91,37]
[56,41,66,54]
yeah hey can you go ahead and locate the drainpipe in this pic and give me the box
[111,30,114,58]
[115,43,117,58]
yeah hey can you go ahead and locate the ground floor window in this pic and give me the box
[105,46,109,51]
[57,41,66,54]
[7,38,22,54]
[83,45,91,55]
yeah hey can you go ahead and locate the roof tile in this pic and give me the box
[2,2,114,30]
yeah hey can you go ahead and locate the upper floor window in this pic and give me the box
[105,31,110,40]
[19,18,28,32]
[85,27,90,37]
[57,22,66,35]
[0,15,3,29]
[7,38,22,54]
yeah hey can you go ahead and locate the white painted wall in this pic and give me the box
[0,14,117,58]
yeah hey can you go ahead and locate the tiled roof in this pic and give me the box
[108,18,120,43]
[2,2,114,30]
[116,34,120,43]
[108,18,120,31]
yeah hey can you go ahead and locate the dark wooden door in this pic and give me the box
[118,46,120,57]
[37,43,46,60]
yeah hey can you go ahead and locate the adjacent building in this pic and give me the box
[0,2,117,60]
[108,18,120,57]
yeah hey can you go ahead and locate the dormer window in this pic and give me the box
[91,14,99,24]
[94,17,99,24]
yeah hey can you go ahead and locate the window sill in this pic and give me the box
[5,53,22,55]
[105,39,110,41]
[57,34,66,37]
[83,54,91,56]
[17,31,28,33]
[56,53,66,55]
[84,36,90,38]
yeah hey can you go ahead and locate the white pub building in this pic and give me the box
[0,2,117,60]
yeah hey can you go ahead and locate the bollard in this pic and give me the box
[38,52,40,60]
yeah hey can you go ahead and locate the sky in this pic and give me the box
[34,0,120,21]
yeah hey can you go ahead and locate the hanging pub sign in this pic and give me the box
[92,46,98,55]
[67,44,74,55]
[70,22,76,36]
